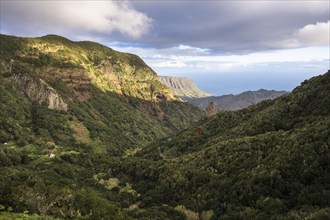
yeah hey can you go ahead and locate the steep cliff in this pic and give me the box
[158,76,211,98]
[11,73,68,111]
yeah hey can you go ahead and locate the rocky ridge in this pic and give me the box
[158,76,211,99]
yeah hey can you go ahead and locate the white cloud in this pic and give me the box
[274,21,330,48]
[154,60,188,68]
[296,21,330,46]
[176,45,210,55]
[228,1,329,15]
[2,1,152,38]
[110,43,329,73]
[109,43,210,57]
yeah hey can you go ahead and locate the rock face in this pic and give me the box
[158,76,212,99]
[187,89,288,111]
[11,74,68,111]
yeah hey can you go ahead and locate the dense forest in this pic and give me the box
[0,34,329,219]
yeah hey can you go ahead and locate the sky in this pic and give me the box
[1,0,329,95]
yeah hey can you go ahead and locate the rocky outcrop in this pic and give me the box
[37,67,92,102]
[11,74,68,111]
[187,89,288,111]
[158,76,211,98]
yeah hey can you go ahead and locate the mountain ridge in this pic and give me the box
[0,34,203,155]
[1,34,178,102]
[187,89,288,111]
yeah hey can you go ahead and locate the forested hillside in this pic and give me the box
[0,34,202,219]
[118,71,330,219]
[0,34,203,155]
[0,33,329,219]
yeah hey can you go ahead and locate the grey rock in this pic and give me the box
[11,74,68,111]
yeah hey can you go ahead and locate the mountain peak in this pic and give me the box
[40,34,74,43]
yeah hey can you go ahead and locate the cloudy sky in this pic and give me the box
[1,0,329,95]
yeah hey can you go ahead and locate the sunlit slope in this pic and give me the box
[0,34,203,155]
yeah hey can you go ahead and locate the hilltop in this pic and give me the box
[1,34,177,101]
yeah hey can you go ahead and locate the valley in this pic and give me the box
[0,34,329,220]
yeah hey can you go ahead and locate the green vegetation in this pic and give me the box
[0,34,176,101]
[0,33,329,219]
[0,212,58,220]
[112,71,330,219]
[0,34,202,219]
[0,34,203,155]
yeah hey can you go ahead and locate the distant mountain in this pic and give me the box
[187,89,288,111]
[158,76,212,99]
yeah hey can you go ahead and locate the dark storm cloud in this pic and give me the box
[1,1,329,53]
[1,0,328,94]
[131,1,329,52]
